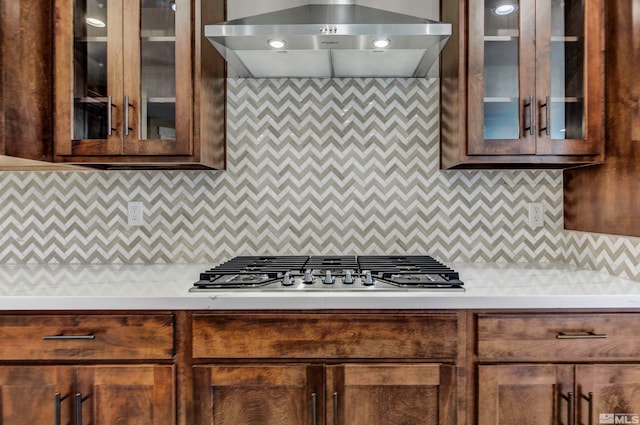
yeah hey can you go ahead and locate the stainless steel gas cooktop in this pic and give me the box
[191,255,464,292]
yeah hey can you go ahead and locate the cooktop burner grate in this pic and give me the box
[192,255,464,291]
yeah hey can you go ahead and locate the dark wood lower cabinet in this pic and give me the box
[576,365,640,423]
[193,363,455,425]
[0,365,174,424]
[0,366,74,424]
[327,364,456,425]
[478,364,640,425]
[193,364,323,425]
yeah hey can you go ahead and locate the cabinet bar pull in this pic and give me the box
[43,334,96,341]
[568,392,575,425]
[124,95,133,136]
[539,95,551,136]
[311,393,317,425]
[55,392,61,425]
[54,392,70,425]
[524,96,534,135]
[75,393,83,425]
[333,392,339,425]
[582,392,594,425]
[556,331,607,339]
[107,96,117,136]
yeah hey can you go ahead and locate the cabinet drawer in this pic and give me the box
[193,313,458,360]
[477,313,640,361]
[0,314,174,360]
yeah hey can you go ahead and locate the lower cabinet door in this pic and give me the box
[193,364,323,425]
[478,364,574,425]
[576,364,640,424]
[0,366,75,424]
[76,365,175,425]
[326,363,456,425]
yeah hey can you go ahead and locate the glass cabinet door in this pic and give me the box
[536,0,602,156]
[72,0,121,145]
[139,0,177,141]
[468,0,536,155]
[55,0,197,160]
[483,0,521,140]
[122,0,190,155]
[549,0,584,140]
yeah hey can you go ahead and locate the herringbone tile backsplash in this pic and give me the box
[0,78,638,280]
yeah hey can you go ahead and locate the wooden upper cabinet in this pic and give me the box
[53,0,226,169]
[441,0,605,169]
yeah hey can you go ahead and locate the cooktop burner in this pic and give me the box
[191,255,464,292]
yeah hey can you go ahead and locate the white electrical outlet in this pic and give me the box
[528,203,544,228]
[128,201,144,226]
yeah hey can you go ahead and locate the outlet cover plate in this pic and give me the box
[128,201,144,226]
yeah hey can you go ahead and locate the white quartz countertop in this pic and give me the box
[1,262,640,310]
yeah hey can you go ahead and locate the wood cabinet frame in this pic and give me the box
[441,0,605,169]
[52,0,226,169]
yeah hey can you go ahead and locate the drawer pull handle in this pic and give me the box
[556,331,607,339]
[43,334,96,341]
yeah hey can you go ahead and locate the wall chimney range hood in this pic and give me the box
[205,0,451,79]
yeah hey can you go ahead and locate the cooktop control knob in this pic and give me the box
[282,272,294,286]
[363,271,374,286]
[323,270,334,284]
[304,270,314,284]
[344,270,354,284]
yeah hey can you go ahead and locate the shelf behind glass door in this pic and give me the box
[484,38,520,140]
[139,1,176,141]
[550,0,585,140]
[73,0,109,140]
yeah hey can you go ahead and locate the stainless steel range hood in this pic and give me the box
[205,0,451,78]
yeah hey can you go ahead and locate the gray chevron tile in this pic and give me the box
[0,77,638,280]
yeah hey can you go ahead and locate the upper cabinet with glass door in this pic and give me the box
[53,0,226,169]
[440,0,604,168]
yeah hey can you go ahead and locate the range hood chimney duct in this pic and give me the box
[205,0,451,78]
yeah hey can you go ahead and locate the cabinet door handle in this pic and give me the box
[75,393,84,425]
[556,331,607,339]
[561,391,575,425]
[311,393,318,425]
[333,392,339,425]
[524,96,534,136]
[539,95,551,136]
[55,392,69,425]
[107,96,117,136]
[43,334,96,341]
[568,392,575,425]
[55,392,61,425]
[124,95,133,136]
[581,392,594,425]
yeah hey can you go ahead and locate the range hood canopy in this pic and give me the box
[205,0,451,78]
